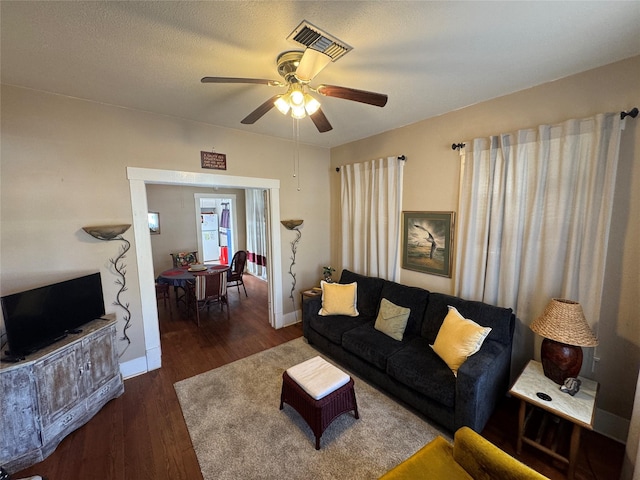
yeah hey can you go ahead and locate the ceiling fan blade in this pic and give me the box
[201,77,280,86]
[315,84,388,107]
[310,108,333,133]
[296,49,332,82]
[240,95,279,124]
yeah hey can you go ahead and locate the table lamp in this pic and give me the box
[529,298,598,385]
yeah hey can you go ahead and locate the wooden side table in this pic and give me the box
[301,287,322,305]
[509,360,598,479]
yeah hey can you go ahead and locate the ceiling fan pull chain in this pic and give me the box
[294,118,301,191]
[292,118,297,179]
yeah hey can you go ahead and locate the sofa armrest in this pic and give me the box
[455,340,512,432]
[379,436,471,480]
[302,295,322,338]
[453,426,549,479]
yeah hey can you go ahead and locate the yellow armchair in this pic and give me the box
[380,426,549,480]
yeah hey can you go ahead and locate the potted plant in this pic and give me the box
[322,266,336,283]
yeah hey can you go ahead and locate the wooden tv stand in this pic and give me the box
[0,315,124,473]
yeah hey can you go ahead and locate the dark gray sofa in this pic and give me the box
[302,269,515,433]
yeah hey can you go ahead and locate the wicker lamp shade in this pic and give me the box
[530,299,598,347]
[530,299,598,385]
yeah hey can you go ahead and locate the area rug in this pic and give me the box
[174,338,448,479]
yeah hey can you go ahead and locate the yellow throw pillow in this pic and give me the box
[318,281,359,317]
[431,306,492,375]
[374,298,411,341]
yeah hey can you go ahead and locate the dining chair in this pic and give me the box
[155,283,170,308]
[227,250,248,297]
[170,251,199,268]
[169,251,199,307]
[186,271,229,326]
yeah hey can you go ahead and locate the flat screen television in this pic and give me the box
[1,272,105,358]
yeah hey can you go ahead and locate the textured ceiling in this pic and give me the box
[2,1,639,148]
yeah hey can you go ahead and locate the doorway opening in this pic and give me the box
[127,167,283,375]
[195,193,237,266]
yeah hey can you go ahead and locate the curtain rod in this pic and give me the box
[335,155,406,172]
[452,107,638,151]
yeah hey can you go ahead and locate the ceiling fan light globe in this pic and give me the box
[304,95,321,115]
[291,105,306,119]
[274,96,291,115]
[290,89,305,107]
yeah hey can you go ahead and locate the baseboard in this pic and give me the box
[120,356,147,379]
[146,345,162,371]
[119,346,162,380]
[595,407,629,443]
[281,309,302,328]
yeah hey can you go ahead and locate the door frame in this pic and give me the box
[127,167,282,373]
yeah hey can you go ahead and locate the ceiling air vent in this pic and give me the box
[287,20,353,61]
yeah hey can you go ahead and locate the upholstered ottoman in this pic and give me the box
[280,356,359,449]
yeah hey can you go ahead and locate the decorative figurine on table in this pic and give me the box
[560,377,582,396]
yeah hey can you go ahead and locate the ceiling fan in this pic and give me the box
[201,22,388,133]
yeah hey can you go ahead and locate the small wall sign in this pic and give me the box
[201,151,227,170]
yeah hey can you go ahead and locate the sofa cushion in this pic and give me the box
[318,281,359,316]
[386,337,456,407]
[342,323,409,371]
[339,269,385,318]
[431,306,492,375]
[286,356,350,400]
[422,293,513,345]
[374,298,411,341]
[308,314,371,345]
[380,281,430,337]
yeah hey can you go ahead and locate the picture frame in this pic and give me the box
[402,211,455,277]
[148,212,160,235]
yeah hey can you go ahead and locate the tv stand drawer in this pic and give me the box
[41,401,88,446]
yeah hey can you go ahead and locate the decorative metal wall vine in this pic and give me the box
[107,236,132,350]
[281,219,303,319]
[287,227,302,300]
[82,224,132,356]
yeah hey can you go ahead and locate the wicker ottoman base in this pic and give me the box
[280,370,359,449]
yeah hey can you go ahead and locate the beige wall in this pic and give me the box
[146,185,246,276]
[1,85,332,363]
[331,55,640,426]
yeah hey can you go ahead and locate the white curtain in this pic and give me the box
[340,156,404,281]
[455,113,623,374]
[245,188,267,280]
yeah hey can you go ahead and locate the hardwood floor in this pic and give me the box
[15,275,624,480]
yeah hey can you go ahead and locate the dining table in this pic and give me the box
[157,264,230,307]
